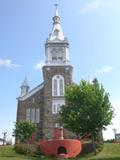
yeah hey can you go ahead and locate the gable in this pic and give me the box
[18,82,44,101]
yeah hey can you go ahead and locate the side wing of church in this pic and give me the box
[17,6,73,139]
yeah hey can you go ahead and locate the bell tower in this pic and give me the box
[42,5,73,138]
[45,4,70,65]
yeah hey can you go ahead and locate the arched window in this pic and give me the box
[54,79,57,96]
[59,79,64,96]
[52,75,64,96]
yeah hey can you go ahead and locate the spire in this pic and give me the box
[45,5,70,65]
[54,4,59,17]
[21,77,29,87]
[48,4,64,41]
[53,4,60,24]
[20,77,29,96]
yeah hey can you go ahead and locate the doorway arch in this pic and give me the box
[57,146,67,154]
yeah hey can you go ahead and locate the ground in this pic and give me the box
[0,143,120,160]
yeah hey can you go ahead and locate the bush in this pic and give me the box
[104,139,115,143]
[80,140,104,155]
[13,121,36,143]
[15,143,35,156]
[81,141,94,155]
[14,142,42,156]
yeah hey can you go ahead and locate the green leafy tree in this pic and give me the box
[60,78,114,153]
[13,121,36,143]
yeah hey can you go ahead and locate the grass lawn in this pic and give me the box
[0,145,51,160]
[0,143,120,160]
[73,143,120,160]
[0,145,34,160]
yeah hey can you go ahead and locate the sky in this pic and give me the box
[0,0,120,142]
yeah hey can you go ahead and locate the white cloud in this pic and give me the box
[81,0,104,14]
[0,59,21,68]
[80,0,112,14]
[96,65,112,73]
[34,60,45,71]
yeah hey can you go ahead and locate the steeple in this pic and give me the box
[48,4,64,41]
[54,4,59,16]
[20,77,29,96]
[45,5,70,65]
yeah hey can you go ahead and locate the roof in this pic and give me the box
[18,82,44,101]
[21,77,29,87]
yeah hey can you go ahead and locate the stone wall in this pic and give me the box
[17,64,75,140]
[42,65,73,139]
[17,87,44,139]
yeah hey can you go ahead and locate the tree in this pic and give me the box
[13,121,36,144]
[60,78,114,153]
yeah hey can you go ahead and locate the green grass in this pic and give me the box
[0,143,120,160]
[0,145,51,160]
[74,143,120,160]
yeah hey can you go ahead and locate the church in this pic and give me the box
[17,6,74,139]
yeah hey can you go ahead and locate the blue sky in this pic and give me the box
[0,0,120,141]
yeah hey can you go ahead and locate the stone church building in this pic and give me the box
[17,6,74,139]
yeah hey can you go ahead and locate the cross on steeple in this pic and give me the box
[54,4,58,9]
[54,4,59,17]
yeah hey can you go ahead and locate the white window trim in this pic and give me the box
[26,108,40,123]
[26,108,30,122]
[52,75,64,97]
[36,108,40,123]
[52,100,65,114]
[31,108,35,123]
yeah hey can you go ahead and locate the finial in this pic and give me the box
[54,4,58,9]
[54,4,59,16]
[21,77,29,87]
